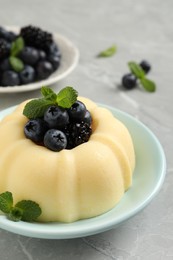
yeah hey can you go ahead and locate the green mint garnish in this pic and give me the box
[23,86,78,119]
[41,86,57,102]
[98,45,117,57]
[15,200,42,222]
[8,207,23,222]
[0,191,13,214]
[0,191,42,222]
[128,61,145,79]
[23,98,55,119]
[128,61,156,92]
[8,37,25,73]
[140,77,156,92]
[11,36,25,57]
[9,56,24,72]
[56,86,78,108]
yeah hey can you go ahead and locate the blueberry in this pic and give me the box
[24,119,48,143]
[44,129,67,151]
[44,105,69,129]
[83,110,92,125]
[68,101,87,122]
[36,61,53,80]
[46,42,61,57]
[0,27,17,42]
[0,27,9,40]
[48,55,60,71]
[0,58,11,71]
[1,70,20,86]
[5,31,17,42]
[19,65,35,84]
[38,50,47,61]
[19,47,39,65]
[140,60,151,74]
[122,73,137,90]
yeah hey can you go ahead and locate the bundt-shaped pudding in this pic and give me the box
[0,87,135,222]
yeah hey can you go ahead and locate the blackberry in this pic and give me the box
[65,122,92,149]
[20,25,53,51]
[0,39,10,60]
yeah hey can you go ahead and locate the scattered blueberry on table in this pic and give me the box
[121,60,156,92]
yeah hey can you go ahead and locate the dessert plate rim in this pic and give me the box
[0,26,79,93]
[0,104,166,239]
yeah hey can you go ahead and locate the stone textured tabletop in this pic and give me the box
[0,0,172,259]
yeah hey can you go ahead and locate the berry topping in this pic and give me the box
[24,119,48,143]
[122,73,137,89]
[83,110,92,125]
[44,105,69,129]
[23,87,92,151]
[68,101,87,122]
[65,122,92,149]
[44,129,67,151]
[139,60,151,74]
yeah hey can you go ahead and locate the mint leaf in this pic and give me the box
[98,45,117,57]
[140,78,156,92]
[41,86,57,102]
[11,36,25,57]
[56,86,78,108]
[128,61,145,79]
[23,86,78,119]
[9,56,24,72]
[0,191,13,213]
[15,200,42,222]
[23,98,54,119]
[8,207,23,222]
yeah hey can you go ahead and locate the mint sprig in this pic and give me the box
[128,61,156,92]
[9,36,25,72]
[23,86,78,119]
[56,86,78,108]
[0,191,13,214]
[15,200,42,222]
[98,45,117,58]
[128,62,145,79]
[11,36,25,57]
[140,77,156,92]
[23,98,54,119]
[0,191,41,222]
[9,56,24,72]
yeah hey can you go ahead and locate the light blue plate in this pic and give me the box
[0,104,166,239]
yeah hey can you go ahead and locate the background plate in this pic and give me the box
[0,104,166,239]
[0,26,79,93]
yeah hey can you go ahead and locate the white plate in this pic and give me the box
[0,26,79,93]
[0,104,166,239]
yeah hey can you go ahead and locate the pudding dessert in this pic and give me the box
[0,87,135,222]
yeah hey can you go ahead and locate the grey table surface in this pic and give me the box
[0,0,172,259]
